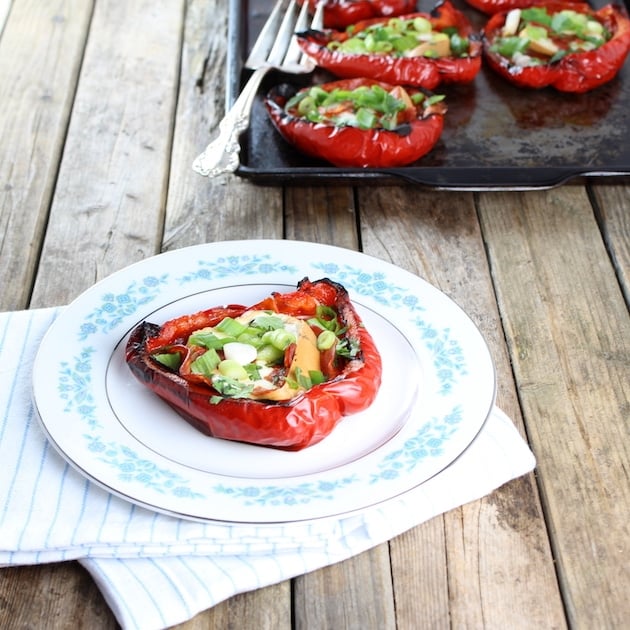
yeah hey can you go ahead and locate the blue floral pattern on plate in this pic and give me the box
[58,255,469,504]
[84,435,206,499]
[212,476,358,507]
[37,241,495,522]
[78,276,169,341]
[178,254,298,284]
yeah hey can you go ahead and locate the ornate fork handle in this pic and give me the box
[192,66,272,177]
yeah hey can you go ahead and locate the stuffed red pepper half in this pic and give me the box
[264,77,447,167]
[297,0,418,29]
[296,0,482,89]
[483,2,630,92]
[126,278,382,451]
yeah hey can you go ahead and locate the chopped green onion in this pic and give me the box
[521,7,552,27]
[411,92,426,105]
[237,329,265,348]
[327,15,468,59]
[257,343,284,364]
[152,352,182,370]
[317,329,337,351]
[190,348,221,377]
[215,317,247,337]
[292,367,312,390]
[356,107,377,129]
[217,359,248,380]
[262,328,296,351]
[309,370,326,385]
[450,33,469,57]
[315,305,340,331]
[188,330,232,349]
[413,17,432,34]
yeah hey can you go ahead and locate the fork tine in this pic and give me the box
[245,0,288,68]
[266,0,300,66]
[282,0,317,67]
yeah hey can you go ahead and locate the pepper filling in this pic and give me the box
[327,16,472,59]
[489,7,611,66]
[151,306,360,402]
[285,83,445,130]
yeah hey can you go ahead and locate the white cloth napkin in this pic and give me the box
[0,307,536,630]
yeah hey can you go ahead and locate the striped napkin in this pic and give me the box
[0,308,536,630]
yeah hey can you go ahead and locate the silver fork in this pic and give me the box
[192,0,323,178]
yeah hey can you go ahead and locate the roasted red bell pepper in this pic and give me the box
[297,0,418,29]
[296,1,482,89]
[482,2,630,92]
[264,77,447,167]
[126,278,382,451]
[463,0,583,16]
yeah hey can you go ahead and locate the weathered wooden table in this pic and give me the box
[1,1,628,628]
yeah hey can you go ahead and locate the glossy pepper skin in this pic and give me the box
[464,0,583,16]
[298,0,417,29]
[126,278,382,451]
[296,1,482,89]
[483,2,630,92]
[265,77,447,168]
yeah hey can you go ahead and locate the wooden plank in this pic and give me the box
[589,180,630,303]
[477,187,630,628]
[284,186,358,248]
[388,518,450,628]
[284,185,398,630]
[0,0,92,310]
[171,585,292,630]
[358,187,566,629]
[294,546,396,630]
[30,0,184,308]
[162,0,289,626]
[2,1,186,628]
[0,564,117,629]
[162,0,283,251]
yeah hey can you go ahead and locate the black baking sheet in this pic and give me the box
[227,0,630,189]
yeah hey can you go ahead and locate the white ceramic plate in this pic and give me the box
[33,240,495,523]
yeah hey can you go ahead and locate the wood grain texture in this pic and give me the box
[163,0,282,252]
[2,0,627,625]
[389,518,450,629]
[0,0,92,310]
[477,186,630,628]
[171,583,292,630]
[294,547,396,630]
[358,187,566,629]
[284,186,357,249]
[589,181,630,303]
[30,0,185,308]
[0,563,117,629]
[284,184,399,630]
[161,1,289,626]
[1,1,185,627]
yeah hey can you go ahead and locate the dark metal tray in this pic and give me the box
[227,0,630,189]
